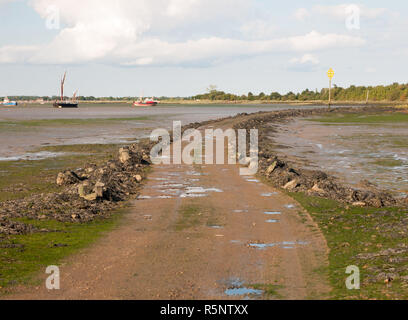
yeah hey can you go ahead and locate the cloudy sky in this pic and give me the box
[0,0,407,97]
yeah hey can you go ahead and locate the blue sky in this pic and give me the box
[0,0,407,97]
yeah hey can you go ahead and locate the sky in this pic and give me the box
[0,0,407,97]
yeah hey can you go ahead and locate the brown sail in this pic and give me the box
[53,72,79,108]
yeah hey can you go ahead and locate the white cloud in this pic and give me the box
[0,0,16,5]
[0,45,39,63]
[294,8,310,21]
[240,20,276,39]
[290,54,319,65]
[289,54,320,72]
[313,4,387,20]
[0,1,365,67]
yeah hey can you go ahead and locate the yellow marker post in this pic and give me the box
[327,68,334,108]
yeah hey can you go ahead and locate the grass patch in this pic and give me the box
[289,192,408,300]
[0,208,126,291]
[0,144,121,201]
[371,159,404,167]
[310,113,408,125]
[249,283,284,299]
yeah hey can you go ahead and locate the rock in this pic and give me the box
[142,154,151,164]
[56,171,81,186]
[248,161,258,171]
[244,157,252,167]
[78,184,86,197]
[283,180,299,190]
[311,184,325,194]
[134,175,143,183]
[84,193,98,201]
[266,161,277,176]
[119,147,131,164]
[94,182,105,198]
[352,201,366,207]
[78,181,91,198]
[371,198,383,208]
[85,167,94,174]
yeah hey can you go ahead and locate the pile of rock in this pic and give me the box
[0,141,154,235]
[233,106,404,208]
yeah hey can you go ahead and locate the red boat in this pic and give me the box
[133,97,159,107]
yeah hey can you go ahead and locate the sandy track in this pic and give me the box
[5,123,330,300]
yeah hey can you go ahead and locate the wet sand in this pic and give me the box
[273,118,408,197]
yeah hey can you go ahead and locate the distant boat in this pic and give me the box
[133,97,159,107]
[1,97,18,106]
[53,72,79,108]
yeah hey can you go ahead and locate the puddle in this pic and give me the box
[186,171,208,176]
[266,219,279,223]
[246,179,260,183]
[138,195,152,199]
[264,211,282,215]
[180,193,207,198]
[248,241,308,250]
[223,278,264,297]
[185,187,223,193]
[225,287,263,297]
[261,193,277,197]
[208,225,224,229]
[284,204,296,209]
[233,209,249,213]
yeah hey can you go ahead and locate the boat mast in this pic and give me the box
[61,72,67,101]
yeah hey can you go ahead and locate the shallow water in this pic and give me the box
[273,118,408,197]
[0,103,331,158]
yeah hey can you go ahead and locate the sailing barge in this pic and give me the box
[53,72,79,108]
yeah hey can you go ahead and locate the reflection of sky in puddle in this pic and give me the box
[233,209,249,213]
[223,278,263,297]
[249,241,308,250]
[261,192,277,197]
[264,211,281,215]
[266,219,279,223]
[225,287,263,296]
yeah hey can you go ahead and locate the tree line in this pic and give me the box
[3,82,408,102]
[190,82,408,102]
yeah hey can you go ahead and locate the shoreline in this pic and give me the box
[6,100,407,107]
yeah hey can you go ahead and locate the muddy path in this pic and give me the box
[4,120,330,300]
